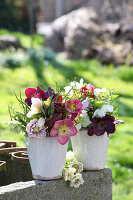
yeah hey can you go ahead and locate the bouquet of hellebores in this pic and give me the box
[7,78,123,187]
[8,79,123,144]
[64,78,123,136]
[8,86,78,145]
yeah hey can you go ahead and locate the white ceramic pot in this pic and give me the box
[25,136,67,180]
[71,129,109,170]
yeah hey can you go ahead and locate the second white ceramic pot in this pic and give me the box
[71,129,109,170]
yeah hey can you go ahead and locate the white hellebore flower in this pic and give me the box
[66,151,75,162]
[27,98,42,118]
[63,167,76,181]
[75,78,84,89]
[64,78,84,96]
[70,173,84,188]
[76,110,91,131]
[70,160,83,173]
[94,88,110,101]
[93,105,113,118]
[80,110,91,127]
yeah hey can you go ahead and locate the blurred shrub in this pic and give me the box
[28,47,44,61]
[0,49,27,69]
[27,47,56,81]
[116,66,133,82]
[0,1,30,33]
[4,58,21,69]
[28,47,56,64]
[44,48,56,62]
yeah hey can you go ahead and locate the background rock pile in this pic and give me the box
[44,7,133,65]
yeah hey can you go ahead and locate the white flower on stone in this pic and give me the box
[63,167,76,181]
[70,161,83,173]
[93,105,113,118]
[27,98,42,118]
[64,78,84,96]
[66,151,75,162]
[94,88,110,101]
[70,173,84,188]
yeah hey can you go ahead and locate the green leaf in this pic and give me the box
[95,101,105,108]
[48,104,54,118]
[110,95,119,100]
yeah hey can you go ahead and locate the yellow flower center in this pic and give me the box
[33,127,40,133]
[58,124,70,137]
[68,102,76,111]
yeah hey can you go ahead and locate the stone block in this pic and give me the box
[0,167,112,200]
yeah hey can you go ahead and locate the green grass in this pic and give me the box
[0,31,133,199]
[0,29,44,48]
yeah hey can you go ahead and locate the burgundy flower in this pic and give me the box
[53,94,63,103]
[45,113,63,132]
[65,99,83,114]
[80,84,95,98]
[50,119,77,145]
[88,114,115,136]
[87,125,96,136]
[45,102,65,132]
[36,86,45,99]
[54,102,64,113]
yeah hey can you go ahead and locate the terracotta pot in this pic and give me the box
[25,136,67,180]
[71,129,109,170]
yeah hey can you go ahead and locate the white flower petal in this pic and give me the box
[82,100,89,110]
[31,98,42,109]
[66,151,75,162]
[37,117,45,128]
[93,105,113,118]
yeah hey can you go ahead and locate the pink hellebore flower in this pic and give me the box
[65,99,83,114]
[50,119,77,145]
[80,84,95,98]
[26,118,46,138]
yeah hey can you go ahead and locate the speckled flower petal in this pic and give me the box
[69,126,77,136]
[50,127,58,137]
[57,135,69,145]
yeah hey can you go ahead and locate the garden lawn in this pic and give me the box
[0,31,133,199]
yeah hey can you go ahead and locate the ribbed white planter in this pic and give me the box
[25,136,67,180]
[71,129,109,170]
